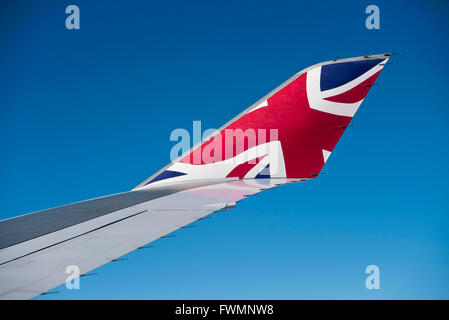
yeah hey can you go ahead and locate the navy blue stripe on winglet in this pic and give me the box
[255,164,270,179]
[146,170,187,185]
[320,59,384,91]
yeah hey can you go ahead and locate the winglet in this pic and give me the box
[135,54,390,189]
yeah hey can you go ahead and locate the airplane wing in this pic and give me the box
[0,54,390,299]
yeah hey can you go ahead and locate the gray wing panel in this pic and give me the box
[0,180,221,250]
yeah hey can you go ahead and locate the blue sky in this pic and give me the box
[1,0,448,299]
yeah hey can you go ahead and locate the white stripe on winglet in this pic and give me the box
[322,149,331,163]
[249,99,268,113]
[306,59,385,117]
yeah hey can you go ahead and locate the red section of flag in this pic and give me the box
[226,156,265,179]
[180,64,383,179]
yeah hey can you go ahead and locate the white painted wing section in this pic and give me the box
[0,178,299,300]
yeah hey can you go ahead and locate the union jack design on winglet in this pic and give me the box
[135,54,390,189]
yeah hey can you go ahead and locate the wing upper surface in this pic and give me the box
[0,178,299,299]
